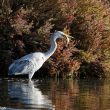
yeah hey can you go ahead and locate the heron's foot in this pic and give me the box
[29,73,34,81]
[29,78,32,81]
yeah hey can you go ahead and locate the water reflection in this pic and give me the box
[8,79,54,109]
[0,78,110,110]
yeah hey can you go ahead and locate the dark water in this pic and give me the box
[0,78,110,110]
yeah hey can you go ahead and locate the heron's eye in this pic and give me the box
[41,57,44,60]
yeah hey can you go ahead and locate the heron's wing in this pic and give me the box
[9,60,34,75]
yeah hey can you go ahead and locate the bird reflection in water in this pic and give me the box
[8,80,54,109]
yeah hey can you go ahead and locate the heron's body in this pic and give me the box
[8,31,71,80]
[9,52,45,79]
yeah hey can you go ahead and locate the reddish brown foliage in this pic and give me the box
[47,40,80,77]
[0,0,110,78]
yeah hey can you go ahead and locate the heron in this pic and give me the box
[8,31,72,80]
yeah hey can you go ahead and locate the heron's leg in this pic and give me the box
[29,72,35,80]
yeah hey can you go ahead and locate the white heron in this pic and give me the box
[8,31,72,80]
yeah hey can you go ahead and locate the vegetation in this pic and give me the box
[0,0,110,78]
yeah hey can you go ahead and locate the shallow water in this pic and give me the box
[0,78,110,110]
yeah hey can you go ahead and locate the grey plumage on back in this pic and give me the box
[9,60,34,75]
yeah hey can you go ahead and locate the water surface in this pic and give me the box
[0,78,110,110]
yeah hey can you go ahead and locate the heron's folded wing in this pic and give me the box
[9,60,34,75]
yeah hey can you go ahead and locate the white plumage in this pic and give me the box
[8,31,71,80]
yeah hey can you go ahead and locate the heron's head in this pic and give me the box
[53,31,72,45]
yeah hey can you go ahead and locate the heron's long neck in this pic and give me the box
[45,37,57,60]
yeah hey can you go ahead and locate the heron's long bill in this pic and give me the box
[57,31,72,45]
[64,34,72,46]
[65,35,70,45]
